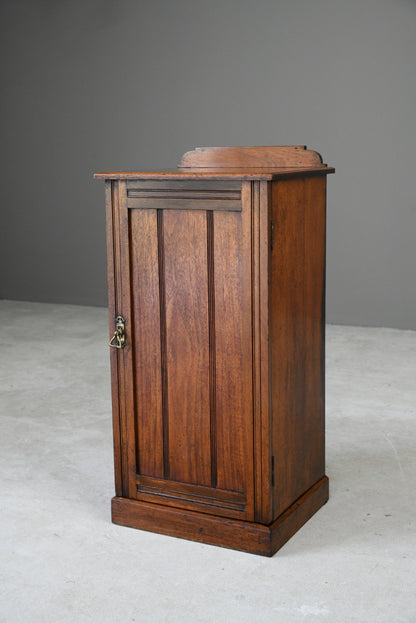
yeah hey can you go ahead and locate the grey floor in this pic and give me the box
[0,300,415,623]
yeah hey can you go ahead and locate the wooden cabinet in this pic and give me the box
[94,146,335,556]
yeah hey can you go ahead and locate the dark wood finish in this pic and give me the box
[251,179,274,524]
[96,146,334,556]
[269,176,327,517]
[179,145,324,168]
[163,209,211,485]
[135,475,247,520]
[213,204,253,500]
[130,208,164,478]
[126,179,242,190]
[112,476,329,557]
[126,179,242,211]
[116,181,137,500]
[94,167,334,181]
[105,181,123,497]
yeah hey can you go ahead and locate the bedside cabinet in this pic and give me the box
[94,145,334,556]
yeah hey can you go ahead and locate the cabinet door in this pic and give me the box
[110,181,254,521]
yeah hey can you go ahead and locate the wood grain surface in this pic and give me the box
[179,145,324,168]
[98,145,333,555]
[270,176,327,516]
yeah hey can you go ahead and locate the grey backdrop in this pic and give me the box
[1,0,415,329]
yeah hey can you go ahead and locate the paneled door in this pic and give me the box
[111,180,254,521]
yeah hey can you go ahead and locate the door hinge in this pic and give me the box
[271,220,275,251]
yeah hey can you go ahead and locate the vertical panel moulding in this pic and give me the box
[259,180,272,523]
[249,180,272,524]
[111,180,128,497]
[163,210,211,486]
[250,181,263,523]
[127,209,138,477]
[114,180,137,499]
[251,182,272,523]
[107,181,122,497]
[241,184,255,518]
[207,210,217,488]
[157,209,170,480]
[130,209,164,478]
[214,190,253,515]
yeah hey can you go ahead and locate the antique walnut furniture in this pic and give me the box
[94,146,335,556]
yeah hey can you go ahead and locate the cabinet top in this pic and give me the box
[94,145,335,180]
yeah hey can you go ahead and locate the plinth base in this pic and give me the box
[111,476,328,557]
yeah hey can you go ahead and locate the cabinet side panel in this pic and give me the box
[214,209,253,496]
[270,177,326,518]
[163,210,211,486]
[130,209,164,478]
